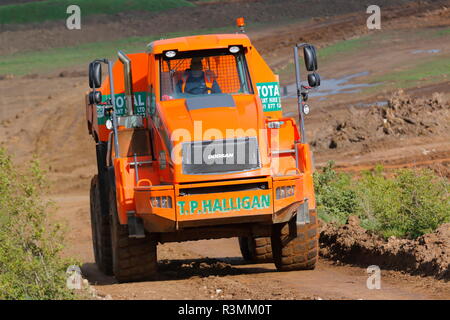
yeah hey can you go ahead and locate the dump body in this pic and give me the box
[86,33,316,241]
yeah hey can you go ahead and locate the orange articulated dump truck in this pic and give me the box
[86,19,321,282]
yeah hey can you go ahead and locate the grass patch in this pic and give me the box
[369,55,450,90]
[0,148,76,299]
[0,0,193,24]
[317,36,370,61]
[0,36,150,76]
[0,26,234,75]
[314,162,450,239]
[434,27,450,37]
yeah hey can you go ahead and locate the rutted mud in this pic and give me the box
[320,217,450,280]
[311,91,450,151]
[281,72,379,99]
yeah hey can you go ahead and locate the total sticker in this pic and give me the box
[256,82,282,112]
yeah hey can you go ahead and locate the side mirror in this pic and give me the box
[89,62,102,89]
[88,91,102,104]
[303,45,318,71]
[307,72,321,87]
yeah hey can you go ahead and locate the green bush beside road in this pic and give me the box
[314,161,450,239]
[0,148,75,299]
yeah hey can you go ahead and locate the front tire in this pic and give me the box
[109,187,158,282]
[90,175,113,275]
[271,210,319,271]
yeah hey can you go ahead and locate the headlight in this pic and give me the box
[303,104,310,115]
[267,121,284,129]
[165,50,177,58]
[276,185,295,200]
[105,119,113,130]
[229,46,240,53]
[151,196,173,208]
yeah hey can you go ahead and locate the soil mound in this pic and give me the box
[311,91,450,151]
[320,216,450,279]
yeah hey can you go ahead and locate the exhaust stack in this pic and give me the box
[118,50,134,116]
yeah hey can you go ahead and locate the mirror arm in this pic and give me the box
[294,45,307,144]
[106,59,120,158]
[89,58,120,158]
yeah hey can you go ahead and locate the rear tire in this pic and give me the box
[90,175,113,275]
[271,210,319,271]
[109,187,158,282]
[238,237,273,263]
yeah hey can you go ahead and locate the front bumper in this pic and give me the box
[134,175,306,233]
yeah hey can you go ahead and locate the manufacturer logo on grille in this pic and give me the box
[207,153,234,160]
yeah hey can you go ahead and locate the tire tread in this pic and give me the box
[109,188,157,283]
[271,210,319,271]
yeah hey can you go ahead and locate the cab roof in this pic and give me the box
[147,33,252,54]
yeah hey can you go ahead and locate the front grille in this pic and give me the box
[182,137,260,175]
[179,181,268,196]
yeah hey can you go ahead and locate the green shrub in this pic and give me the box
[355,165,401,234]
[357,167,450,238]
[314,162,450,239]
[313,161,359,224]
[0,148,75,300]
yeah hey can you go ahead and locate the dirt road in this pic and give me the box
[54,193,450,300]
[1,0,449,300]
[54,194,449,300]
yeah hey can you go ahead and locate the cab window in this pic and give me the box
[159,48,253,100]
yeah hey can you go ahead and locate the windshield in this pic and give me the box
[159,48,253,100]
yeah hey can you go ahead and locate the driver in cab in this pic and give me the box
[177,57,222,95]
